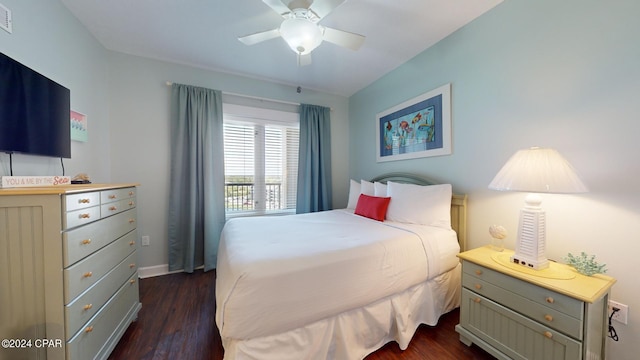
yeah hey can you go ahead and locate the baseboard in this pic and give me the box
[138,264,180,278]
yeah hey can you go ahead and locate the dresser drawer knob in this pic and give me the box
[109,206,117,211]
[83,272,93,278]
[129,240,136,246]
[129,263,136,269]
[85,326,94,333]
[81,239,92,245]
[129,279,137,284]
[474,284,482,290]
[83,304,93,311]
[79,198,91,204]
[473,297,481,303]
[129,218,136,223]
[474,270,483,276]
[544,314,553,322]
[79,213,91,219]
[109,194,117,199]
[545,297,555,304]
[129,191,134,196]
[543,331,553,339]
[129,201,135,206]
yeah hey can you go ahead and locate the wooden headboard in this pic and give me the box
[370,173,468,251]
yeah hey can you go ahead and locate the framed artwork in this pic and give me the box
[376,83,451,162]
[70,110,88,142]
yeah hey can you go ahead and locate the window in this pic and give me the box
[223,103,299,216]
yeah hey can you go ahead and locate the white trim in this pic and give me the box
[138,264,180,278]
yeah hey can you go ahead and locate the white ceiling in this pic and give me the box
[60,0,503,97]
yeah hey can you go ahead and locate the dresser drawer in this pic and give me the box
[101,197,136,218]
[64,205,101,229]
[65,251,138,340]
[101,187,136,204]
[66,273,140,360]
[462,273,582,339]
[460,288,582,360]
[63,209,138,267]
[64,192,100,212]
[64,231,137,303]
[463,261,583,319]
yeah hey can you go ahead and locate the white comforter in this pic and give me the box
[215,209,459,340]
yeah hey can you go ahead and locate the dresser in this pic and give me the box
[455,246,616,360]
[0,184,142,360]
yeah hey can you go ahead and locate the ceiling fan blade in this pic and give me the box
[322,27,365,50]
[262,0,292,16]
[310,0,346,19]
[298,53,312,66]
[238,29,281,46]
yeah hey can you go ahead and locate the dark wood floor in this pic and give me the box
[109,270,494,360]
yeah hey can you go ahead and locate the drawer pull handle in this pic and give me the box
[129,279,136,284]
[474,284,482,290]
[474,270,483,276]
[129,263,136,268]
[129,201,135,206]
[81,239,92,245]
[109,194,117,199]
[79,198,91,204]
[129,191,134,196]
[109,206,117,211]
[83,272,93,278]
[129,240,136,246]
[546,297,555,304]
[473,297,481,303]
[79,213,91,219]
[129,218,136,223]
[543,331,553,339]
[83,304,93,311]
[85,326,94,333]
[544,314,553,322]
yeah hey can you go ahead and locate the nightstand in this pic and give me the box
[455,246,616,360]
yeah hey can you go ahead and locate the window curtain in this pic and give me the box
[296,104,332,213]
[168,84,225,272]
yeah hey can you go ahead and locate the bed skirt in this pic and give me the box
[220,262,461,360]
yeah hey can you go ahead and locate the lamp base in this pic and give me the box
[510,254,549,270]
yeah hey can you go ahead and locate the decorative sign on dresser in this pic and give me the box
[455,246,616,360]
[0,184,141,360]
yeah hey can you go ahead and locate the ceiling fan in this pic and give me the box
[238,0,365,65]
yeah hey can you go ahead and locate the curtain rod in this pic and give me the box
[165,81,301,107]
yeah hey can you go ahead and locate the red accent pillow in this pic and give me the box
[354,194,391,221]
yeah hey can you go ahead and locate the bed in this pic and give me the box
[215,173,467,359]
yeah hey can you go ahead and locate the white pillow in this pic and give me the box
[386,181,452,229]
[360,179,375,196]
[374,182,388,197]
[346,179,361,210]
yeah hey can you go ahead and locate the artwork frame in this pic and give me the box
[70,110,88,142]
[376,83,451,162]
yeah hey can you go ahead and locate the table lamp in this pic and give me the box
[488,147,588,270]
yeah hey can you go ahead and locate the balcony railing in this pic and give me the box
[225,183,282,211]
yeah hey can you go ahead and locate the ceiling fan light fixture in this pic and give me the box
[279,17,323,55]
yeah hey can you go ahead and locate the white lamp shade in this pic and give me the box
[488,147,588,193]
[279,18,323,55]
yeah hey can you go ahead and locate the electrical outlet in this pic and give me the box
[141,235,150,246]
[608,300,628,325]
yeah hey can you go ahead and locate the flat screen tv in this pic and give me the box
[0,52,71,159]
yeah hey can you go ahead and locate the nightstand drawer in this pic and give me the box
[462,274,582,339]
[463,261,583,319]
[460,288,582,360]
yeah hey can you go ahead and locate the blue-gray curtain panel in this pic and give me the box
[168,84,225,272]
[296,104,332,213]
